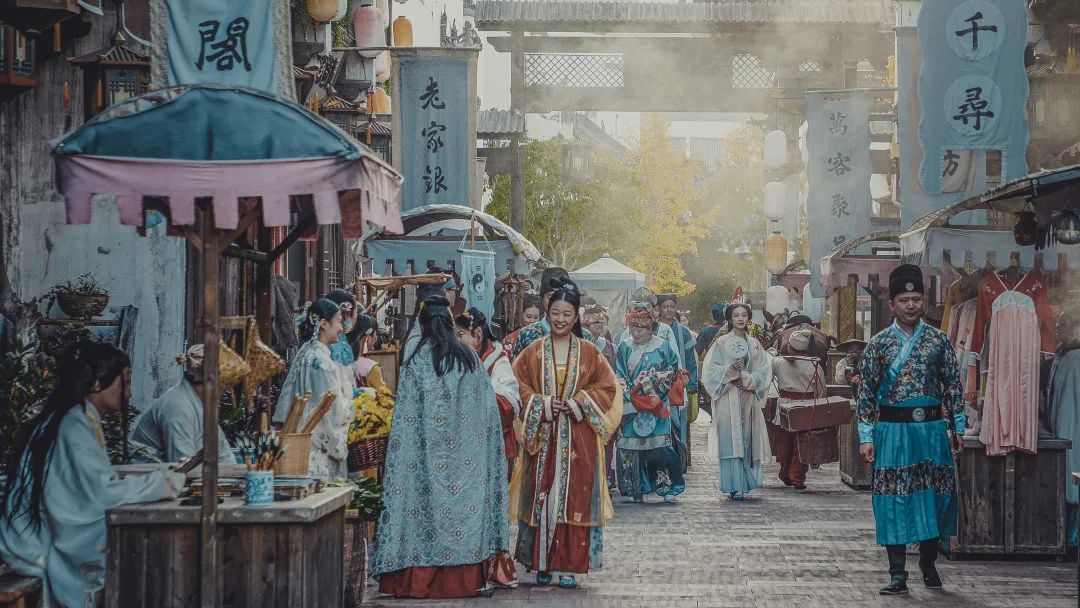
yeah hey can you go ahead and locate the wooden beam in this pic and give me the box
[254,227,274,343]
[219,208,261,249]
[174,226,204,253]
[268,213,316,262]
[198,200,220,608]
[221,244,270,263]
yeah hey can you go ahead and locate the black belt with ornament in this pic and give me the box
[878,405,942,423]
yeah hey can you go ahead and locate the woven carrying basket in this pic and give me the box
[347,436,389,472]
[796,427,840,466]
[242,317,286,407]
[273,433,313,476]
[218,339,252,390]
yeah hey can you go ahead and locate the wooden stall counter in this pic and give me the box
[951,436,1071,559]
[106,486,352,608]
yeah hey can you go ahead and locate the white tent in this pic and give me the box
[571,254,646,336]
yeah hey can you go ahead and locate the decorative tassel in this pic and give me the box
[54,22,61,53]
[63,81,71,110]
[95,79,104,110]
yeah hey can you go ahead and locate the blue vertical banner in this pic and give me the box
[165,0,277,92]
[917,0,1029,195]
[806,90,872,297]
[898,26,987,229]
[398,54,472,211]
[460,248,496,320]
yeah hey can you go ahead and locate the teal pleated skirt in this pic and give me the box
[871,414,957,545]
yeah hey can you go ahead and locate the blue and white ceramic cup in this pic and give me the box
[245,471,274,505]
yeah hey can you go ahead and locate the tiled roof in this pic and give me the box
[69,43,149,65]
[476,0,893,27]
[477,109,526,136]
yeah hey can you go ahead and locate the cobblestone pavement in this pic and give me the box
[366,417,1077,607]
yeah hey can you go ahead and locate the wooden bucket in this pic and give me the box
[273,433,313,476]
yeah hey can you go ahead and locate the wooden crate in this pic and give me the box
[827,385,871,490]
[950,437,1071,558]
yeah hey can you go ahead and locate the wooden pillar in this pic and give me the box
[198,200,221,608]
[509,29,525,234]
[255,226,273,343]
[836,275,858,342]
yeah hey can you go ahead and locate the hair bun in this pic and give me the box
[551,276,579,294]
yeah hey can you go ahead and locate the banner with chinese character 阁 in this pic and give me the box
[898,26,987,229]
[806,90,872,297]
[460,248,496,320]
[165,0,277,92]
[397,52,475,211]
[917,0,1028,196]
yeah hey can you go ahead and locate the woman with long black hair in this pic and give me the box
[510,278,621,589]
[372,296,510,599]
[0,341,184,608]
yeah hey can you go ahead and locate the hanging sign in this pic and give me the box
[917,0,1029,196]
[897,26,987,229]
[459,248,496,320]
[806,90,872,297]
[395,50,477,211]
[165,0,277,92]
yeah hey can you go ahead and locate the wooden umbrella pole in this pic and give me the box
[199,200,221,608]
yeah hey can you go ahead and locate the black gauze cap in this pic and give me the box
[889,264,924,299]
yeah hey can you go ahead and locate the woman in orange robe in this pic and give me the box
[510,278,621,589]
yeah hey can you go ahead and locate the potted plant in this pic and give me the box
[50,274,109,319]
[342,476,383,607]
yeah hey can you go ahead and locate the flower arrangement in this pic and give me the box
[347,386,394,443]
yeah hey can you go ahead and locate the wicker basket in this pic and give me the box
[343,515,369,608]
[57,293,109,318]
[797,427,840,466]
[273,433,313,476]
[347,436,389,472]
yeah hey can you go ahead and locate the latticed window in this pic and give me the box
[731,53,776,89]
[106,68,138,104]
[799,59,823,73]
[525,53,624,88]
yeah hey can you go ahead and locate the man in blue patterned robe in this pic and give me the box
[858,264,964,596]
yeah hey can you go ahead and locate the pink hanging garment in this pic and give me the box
[979,275,1040,456]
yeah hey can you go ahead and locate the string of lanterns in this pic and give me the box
[763,129,791,276]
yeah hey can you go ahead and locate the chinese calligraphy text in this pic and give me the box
[196,17,252,72]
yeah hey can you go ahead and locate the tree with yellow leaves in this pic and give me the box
[628,114,716,296]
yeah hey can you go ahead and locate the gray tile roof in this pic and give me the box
[478,109,526,136]
[476,0,893,27]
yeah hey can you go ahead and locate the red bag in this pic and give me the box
[630,383,670,419]
[667,370,690,407]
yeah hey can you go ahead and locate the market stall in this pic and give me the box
[49,84,403,607]
[901,165,1080,558]
[571,254,646,337]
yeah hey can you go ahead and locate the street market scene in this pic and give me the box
[1,0,1080,606]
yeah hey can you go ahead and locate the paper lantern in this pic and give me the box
[393,16,414,46]
[376,0,390,26]
[764,181,787,221]
[374,51,390,82]
[1054,209,1080,245]
[308,0,346,23]
[764,130,787,171]
[766,285,790,316]
[353,4,386,57]
[801,231,810,261]
[765,232,788,275]
[369,86,391,114]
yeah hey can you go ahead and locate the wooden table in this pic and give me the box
[106,486,352,608]
[950,437,1071,559]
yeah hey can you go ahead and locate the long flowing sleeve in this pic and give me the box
[512,346,552,456]
[614,342,635,415]
[701,340,736,401]
[938,336,966,435]
[570,349,619,444]
[740,345,772,402]
[857,340,884,443]
[489,355,522,416]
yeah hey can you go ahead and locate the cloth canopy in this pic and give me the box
[571,254,645,291]
[819,231,901,292]
[52,84,403,235]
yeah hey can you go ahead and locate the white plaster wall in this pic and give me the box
[17,197,187,406]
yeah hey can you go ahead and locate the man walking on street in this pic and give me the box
[858,264,965,596]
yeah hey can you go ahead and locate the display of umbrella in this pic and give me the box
[49,83,403,601]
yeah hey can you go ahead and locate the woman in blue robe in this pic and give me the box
[614,308,685,502]
[1,342,184,608]
[372,295,509,599]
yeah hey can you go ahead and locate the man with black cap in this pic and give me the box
[857,263,965,596]
[509,267,592,360]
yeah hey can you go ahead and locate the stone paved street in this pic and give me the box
[367,417,1077,607]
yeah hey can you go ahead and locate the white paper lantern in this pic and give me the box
[376,0,390,25]
[764,181,787,222]
[764,129,787,171]
[766,285,790,316]
[374,51,390,82]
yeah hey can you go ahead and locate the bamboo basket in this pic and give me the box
[347,436,389,472]
[273,433,313,476]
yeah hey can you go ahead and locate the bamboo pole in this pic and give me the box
[199,200,221,608]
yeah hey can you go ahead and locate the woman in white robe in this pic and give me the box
[1,341,184,608]
[273,298,355,481]
[702,302,772,500]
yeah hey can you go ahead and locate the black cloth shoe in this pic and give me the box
[880,578,909,596]
[922,567,942,589]
[918,539,941,588]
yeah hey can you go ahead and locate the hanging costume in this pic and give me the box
[970,271,1055,455]
[510,336,620,575]
[371,343,509,599]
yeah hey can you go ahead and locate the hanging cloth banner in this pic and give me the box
[917,0,1029,196]
[459,248,496,320]
[397,51,476,211]
[806,90,873,297]
[898,26,987,229]
[165,0,277,92]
